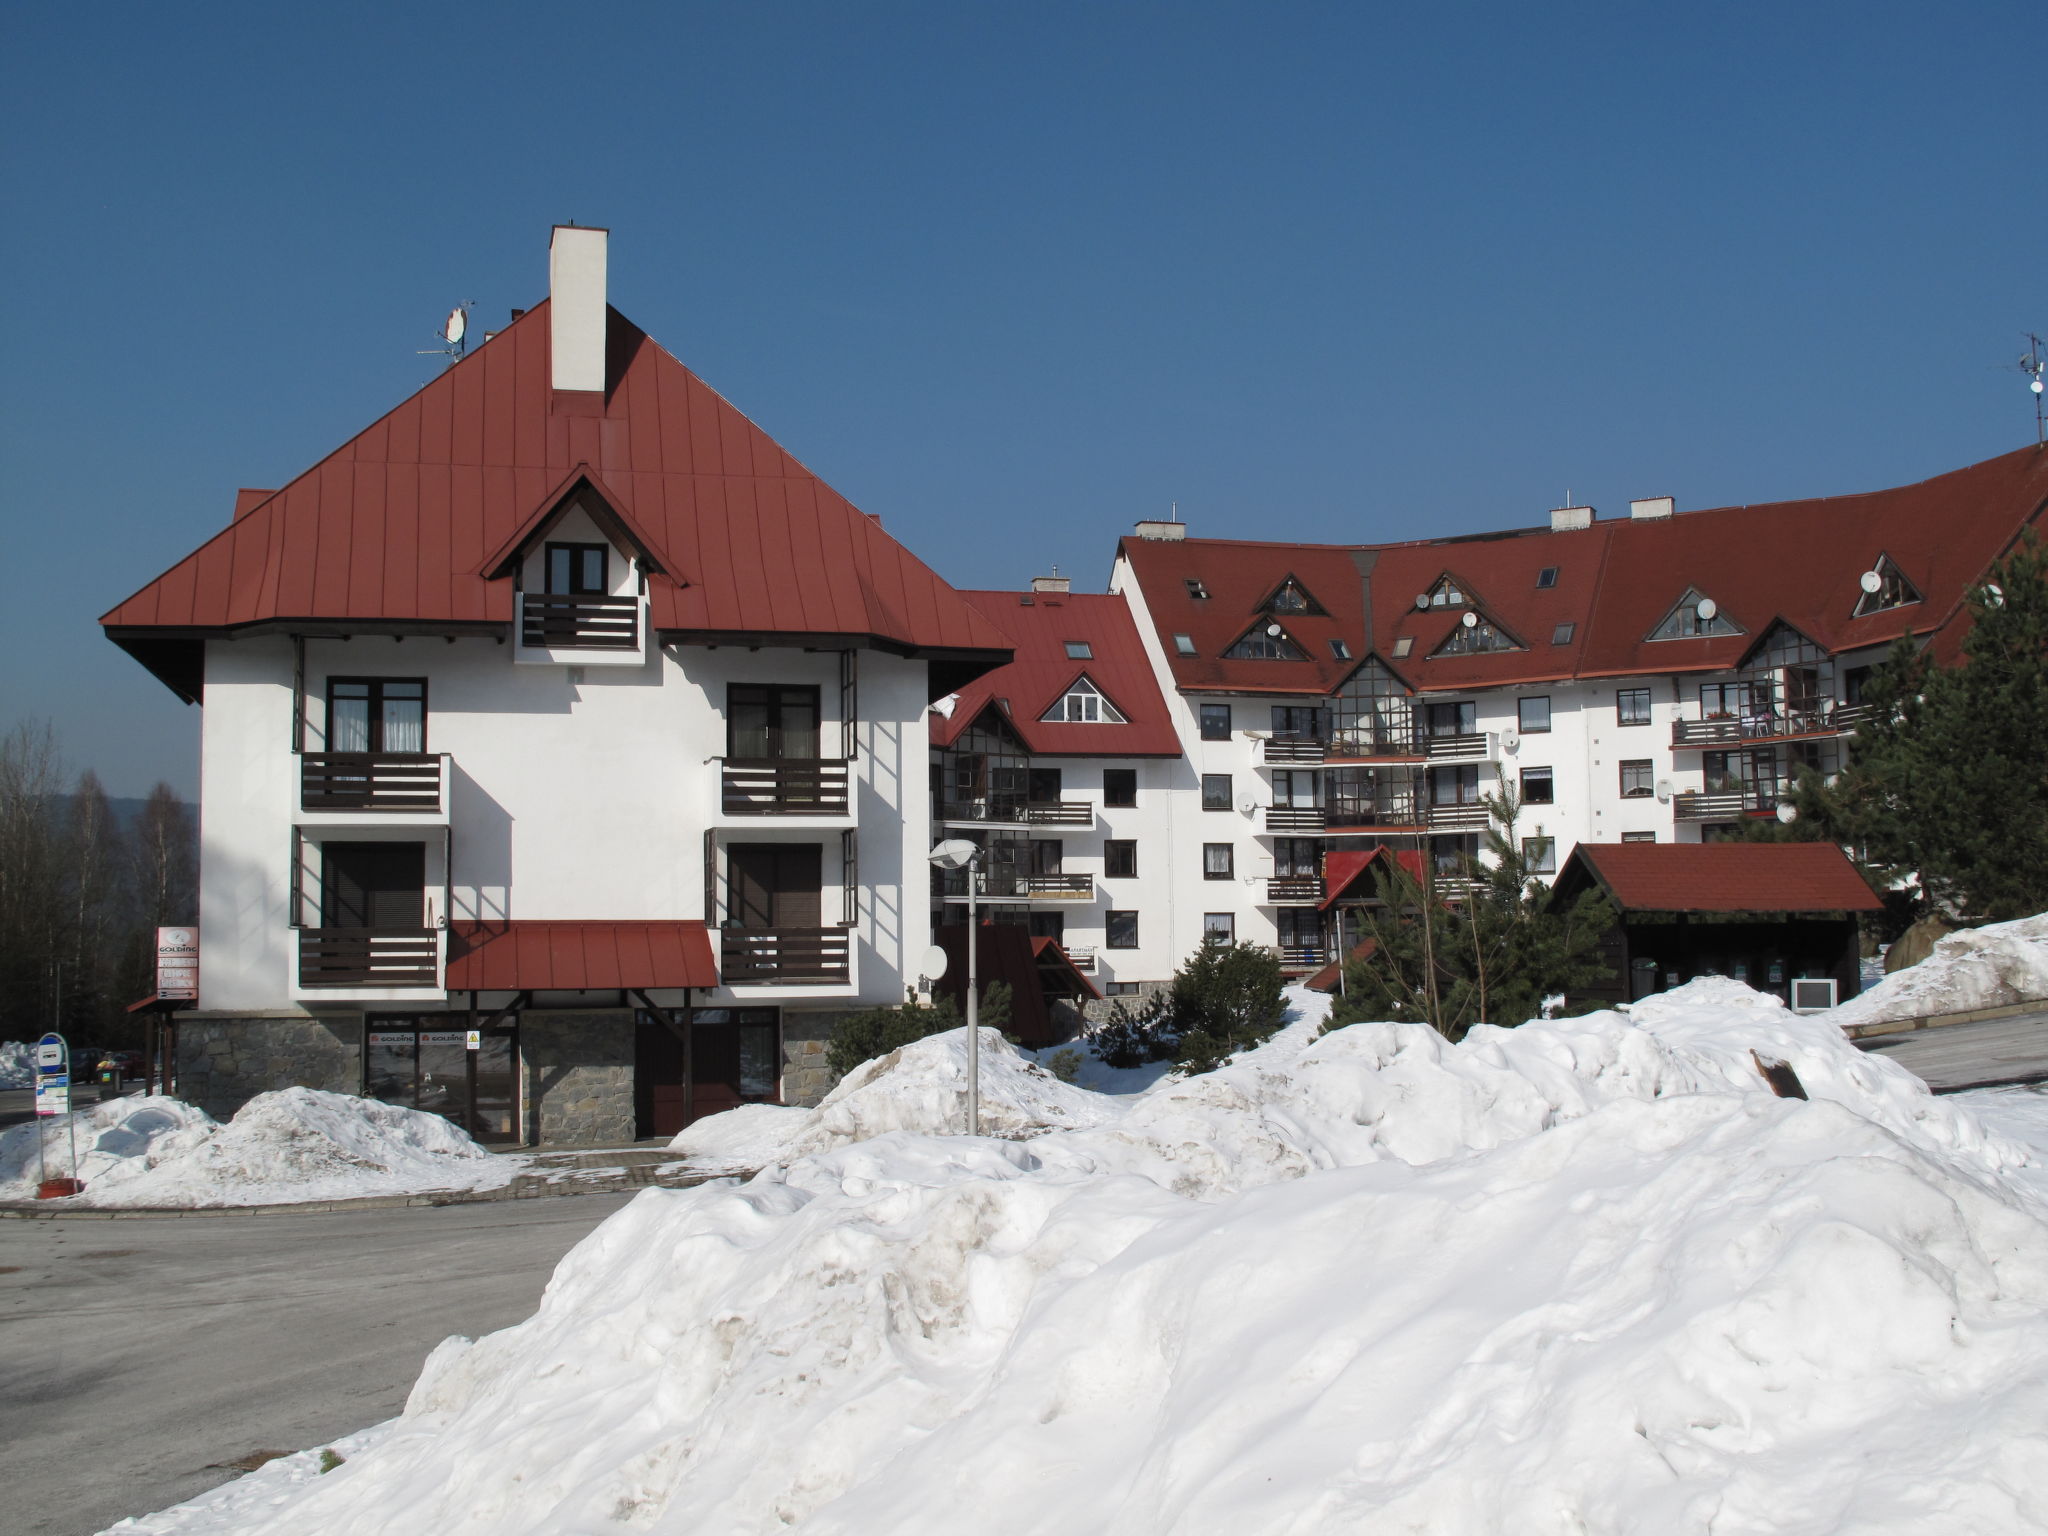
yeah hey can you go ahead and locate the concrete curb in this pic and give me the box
[1841,998,2048,1040]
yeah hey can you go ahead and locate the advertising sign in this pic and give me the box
[156,926,199,1001]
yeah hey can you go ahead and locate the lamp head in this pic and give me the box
[927,839,981,870]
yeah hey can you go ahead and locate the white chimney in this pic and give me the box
[1629,496,1675,521]
[1134,519,1187,541]
[1032,574,1071,594]
[1550,505,1594,532]
[549,225,609,394]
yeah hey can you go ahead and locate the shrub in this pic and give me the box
[823,981,1015,1080]
[1168,937,1287,1072]
[1044,1048,1083,1083]
[1089,991,1175,1068]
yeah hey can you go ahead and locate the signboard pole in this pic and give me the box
[34,1032,73,1193]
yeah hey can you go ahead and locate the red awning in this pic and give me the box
[1030,936,1104,1001]
[1319,846,1425,910]
[445,921,720,991]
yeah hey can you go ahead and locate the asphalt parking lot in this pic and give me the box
[0,1192,635,1536]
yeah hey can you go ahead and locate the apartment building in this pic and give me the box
[101,228,1010,1143]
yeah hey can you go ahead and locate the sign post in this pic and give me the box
[34,1033,83,1198]
[156,926,199,1002]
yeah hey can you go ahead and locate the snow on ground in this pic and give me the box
[114,975,2048,1535]
[1955,1084,2048,1201]
[1832,911,2048,1029]
[0,1039,35,1088]
[1,1087,522,1207]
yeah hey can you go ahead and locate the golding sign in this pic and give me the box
[156,926,199,1001]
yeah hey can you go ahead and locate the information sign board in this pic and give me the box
[156,926,200,1001]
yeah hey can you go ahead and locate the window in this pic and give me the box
[1106,910,1139,949]
[1425,575,1465,607]
[1269,769,1315,808]
[1184,579,1210,600]
[1522,836,1556,874]
[728,685,820,759]
[1518,696,1552,733]
[1699,681,1756,719]
[1201,774,1233,811]
[1203,913,1236,942]
[1391,636,1414,658]
[1064,640,1093,660]
[1649,588,1743,640]
[1521,766,1554,804]
[1431,617,1522,656]
[1264,577,1325,615]
[327,678,426,753]
[1199,703,1232,741]
[1426,700,1477,738]
[1104,980,1143,996]
[1622,831,1655,843]
[1203,843,1235,879]
[1104,840,1138,878]
[1029,768,1062,803]
[1271,705,1324,739]
[1102,769,1137,807]
[544,542,608,595]
[1617,687,1652,726]
[1224,626,1307,661]
[1851,554,1922,617]
[1551,622,1576,645]
[1844,666,1873,706]
[1329,638,1352,660]
[1040,676,1126,724]
[1619,759,1654,798]
[1536,566,1559,589]
[1173,633,1198,656]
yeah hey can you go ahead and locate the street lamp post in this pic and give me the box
[926,839,985,1136]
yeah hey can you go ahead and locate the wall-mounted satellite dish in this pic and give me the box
[918,944,949,981]
[1500,728,1520,753]
[1236,795,1257,816]
[1776,802,1797,824]
[443,307,467,346]
[1461,611,1479,628]
[1696,597,1719,621]
[1265,622,1283,637]
[1859,570,1884,595]
[1985,582,2006,608]
[1655,779,1673,803]
[1415,593,1432,610]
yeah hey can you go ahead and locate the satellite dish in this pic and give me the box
[1461,611,1479,629]
[1236,795,1257,815]
[1777,802,1797,824]
[1415,593,1432,610]
[442,307,467,346]
[1500,728,1520,752]
[1696,597,1718,621]
[1265,623,1283,637]
[1859,570,1884,595]
[919,944,949,981]
[1655,779,1672,803]
[1984,582,2005,608]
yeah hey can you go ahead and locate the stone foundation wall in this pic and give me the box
[523,1012,635,1147]
[1080,984,1169,1025]
[173,1015,363,1121]
[780,1009,847,1107]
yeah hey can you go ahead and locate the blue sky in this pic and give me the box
[4,2,2042,796]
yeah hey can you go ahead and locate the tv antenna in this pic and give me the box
[418,303,474,369]
[2019,332,2047,446]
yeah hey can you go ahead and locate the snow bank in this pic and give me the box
[1,1088,520,1207]
[1833,911,2048,1029]
[119,977,2048,1535]
[0,1039,35,1088]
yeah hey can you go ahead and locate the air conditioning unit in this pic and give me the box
[1789,978,1838,1013]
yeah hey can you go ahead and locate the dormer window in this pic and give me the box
[1064,640,1093,659]
[1263,576,1325,615]
[1329,638,1352,660]
[1852,553,1923,617]
[546,542,608,594]
[1173,633,1197,656]
[1431,616,1523,657]
[1536,566,1559,589]
[1425,575,1465,608]
[1041,676,1126,724]
[1223,624,1307,661]
[1184,579,1210,599]
[1649,588,1743,640]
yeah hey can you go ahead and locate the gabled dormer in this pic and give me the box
[1258,573,1327,617]
[1039,674,1128,724]
[1429,612,1524,657]
[1648,587,1744,641]
[1419,572,1468,610]
[1222,621,1308,661]
[1851,552,1923,617]
[481,467,676,665]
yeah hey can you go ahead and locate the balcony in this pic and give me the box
[1263,805,1326,832]
[941,871,1097,901]
[1261,735,1327,764]
[519,592,640,650]
[1263,875,1325,904]
[1275,944,1328,970]
[1673,789,1770,822]
[1323,799,1423,830]
[1671,703,1874,749]
[938,799,1094,827]
[722,759,851,817]
[1062,945,1097,973]
[1262,723,1427,763]
[1424,732,1489,760]
[298,928,439,988]
[300,753,447,816]
[720,926,853,985]
[1426,802,1491,831]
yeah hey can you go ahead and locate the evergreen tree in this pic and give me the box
[1168,937,1287,1072]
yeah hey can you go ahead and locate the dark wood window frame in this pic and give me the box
[1103,839,1138,878]
[1103,769,1138,807]
[728,684,824,760]
[544,541,610,595]
[1201,773,1232,811]
[326,677,428,754]
[1203,842,1234,879]
[1619,759,1655,798]
[1106,909,1140,949]
[1199,703,1232,741]
[1616,687,1652,726]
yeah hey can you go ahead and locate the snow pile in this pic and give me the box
[668,1026,1122,1170]
[1,1088,521,1207]
[1955,1085,2048,1202]
[0,1039,35,1088]
[1833,911,2048,1030]
[117,978,2048,1535]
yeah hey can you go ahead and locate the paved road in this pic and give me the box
[0,1192,635,1536]
[1859,1009,2048,1092]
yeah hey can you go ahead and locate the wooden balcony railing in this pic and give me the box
[1427,802,1491,830]
[1425,732,1490,760]
[1275,944,1327,969]
[722,759,851,817]
[1671,704,1874,748]
[1062,946,1097,972]
[1324,800,1422,829]
[300,753,445,814]
[1261,736,1327,764]
[1264,805,1326,832]
[1263,875,1325,904]
[298,928,438,988]
[520,592,640,650]
[938,799,1094,826]
[1264,725,1434,762]
[1673,789,1760,822]
[720,926,852,985]
[942,871,1096,901]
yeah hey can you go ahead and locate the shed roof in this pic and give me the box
[1550,842,1883,915]
[444,920,720,991]
[103,302,1013,699]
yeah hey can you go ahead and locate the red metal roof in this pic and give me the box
[1305,937,1379,993]
[1121,445,2048,696]
[103,302,1013,697]
[1319,846,1426,909]
[1556,842,1882,914]
[1029,935,1105,1001]
[932,590,1182,757]
[444,920,719,991]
